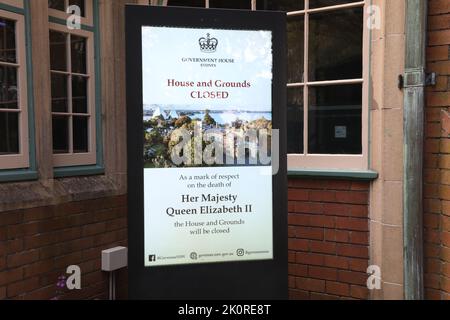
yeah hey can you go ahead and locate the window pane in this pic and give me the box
[72,75,88,114]
[0,18,16,63]
[69,0,85,17]
[50,30,67,71]
[309,0,361,9]
[52,115,69,154]
[209,0,251,9]
[73,116,88,153]
[71,35,87,74]
[48,0,65,11]
[308,84,362,154]
[0,65,18,109]
[0,112,19,154]
[287,87,304,154]
[51,73,68,112]
[258,0,304,11]
[168,0,205,7]
[309,8,363,81]
[49,0,86,16]
[287,15,304,83]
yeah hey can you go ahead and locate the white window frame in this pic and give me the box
[286,0,369,170]
[0,9,30,170]
[49,22,96,167]
[48,0,93,27]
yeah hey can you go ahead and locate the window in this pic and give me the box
[49,2,97,167]
[48,0,93,27]
[0,9,30,170]
[165,0,369,170]
[283,1,368,170]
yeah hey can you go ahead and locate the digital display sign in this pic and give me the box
[126,5,287,299]
[142,26,274,267]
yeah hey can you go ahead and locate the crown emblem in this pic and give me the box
[199,33,218,53]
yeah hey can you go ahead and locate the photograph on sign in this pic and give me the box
[142,26,274,267]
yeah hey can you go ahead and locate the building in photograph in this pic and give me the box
[0,0,448,300]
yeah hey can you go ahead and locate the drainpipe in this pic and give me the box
[403,0,427,300]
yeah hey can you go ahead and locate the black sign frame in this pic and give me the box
[126,5,287,300]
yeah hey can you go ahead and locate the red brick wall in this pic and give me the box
[424,0,450,301]
[1,180,370,300]
[287,179,370,300]
[0,195,128,300]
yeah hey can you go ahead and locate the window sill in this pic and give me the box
[288,168,379,181]
[0,169,38,183]
[54,165,105,178]
[0,174,122,212]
